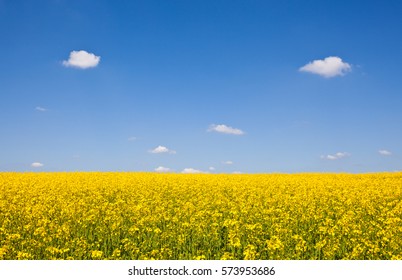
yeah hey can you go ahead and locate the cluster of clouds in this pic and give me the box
[145,123,244,172]
[140,124,244,170]
[31,148,393,170]
[29,52,391,172]
[153,166,205,174]
[154,166,241,174]
[149,143,238,173]
[321,149,393,161]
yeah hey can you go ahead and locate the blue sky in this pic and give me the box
[1,0,401,173]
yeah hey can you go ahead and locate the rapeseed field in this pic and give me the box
[0,172,401,260]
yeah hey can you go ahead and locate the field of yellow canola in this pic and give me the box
[1,172,402,260]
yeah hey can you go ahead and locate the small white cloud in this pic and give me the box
[127,136,137,141]
[62,50,100,69]
[155,166,172,172]
[335,152,349,158]
[232,171,243,174]
[208,124,244,135]
[31,162,44,168]
[181,168,205,174]
[299,56,351,78]
[209,167,215,171]
[379,149,392,156]
[321,152,350,160]
[222,160,233,165]
[324,155,337,160]
[149,145,176,154]
[35,106,47,112]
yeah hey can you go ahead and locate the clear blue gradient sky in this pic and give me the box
[1,0,401,173]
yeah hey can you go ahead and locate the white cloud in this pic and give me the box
[127,136,137,141]
[35,106,47,112]
[62,50,100,69]
[208,124,244,135]
[232,171,243,174]
[299,56,351,78]
[321,152,350,160]
[31,162,44,168]
[155,166,172,172]
[379,149,392,156]
[222,160,233,165]
[149,145,176,154]
[181,168,205,174]
[209,167,216,171]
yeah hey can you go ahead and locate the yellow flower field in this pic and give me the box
[1,172,402,260]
